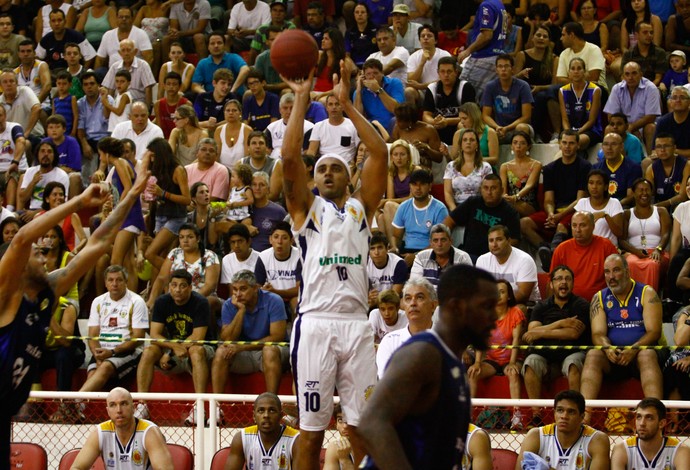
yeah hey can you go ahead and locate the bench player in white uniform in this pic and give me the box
[226,392,300,470]
[280,61,389,469]
[462,423,492,470]
[517,390,610,470]
[611,398,690,470]
[70,387,173,470]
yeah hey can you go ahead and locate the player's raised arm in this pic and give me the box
[333,61,388,219]
[49,167,150,297]
[280,70,316,227]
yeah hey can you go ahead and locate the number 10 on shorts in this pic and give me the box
[303,391,321,412]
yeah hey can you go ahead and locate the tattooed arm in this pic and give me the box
[590,294,618,364]
[48,169,149,297]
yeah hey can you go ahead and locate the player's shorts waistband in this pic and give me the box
[298,312,368,321]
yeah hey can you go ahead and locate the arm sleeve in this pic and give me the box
[392,259,408,284]
[131,296,150,329]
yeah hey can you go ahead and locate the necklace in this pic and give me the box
[664,157,677,184]
[637,208,650,247]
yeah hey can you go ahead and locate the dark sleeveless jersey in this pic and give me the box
[361,330,471,469]
[0,287,55,416]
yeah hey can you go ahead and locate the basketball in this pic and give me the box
[271,30,319,80]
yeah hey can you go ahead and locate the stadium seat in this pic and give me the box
[210,447,231,470]
[492,448,518,470]
[10,442,47,470]
[168,443,194,470]
[58,449,105,470]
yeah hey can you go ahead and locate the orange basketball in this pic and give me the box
[270,30,319,80]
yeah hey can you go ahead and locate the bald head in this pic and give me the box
[107,387,133,404]
[623,61,642,88]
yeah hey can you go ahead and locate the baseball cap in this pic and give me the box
[391,4,409,15]
[270,0,287,7]
[671,50,687,64]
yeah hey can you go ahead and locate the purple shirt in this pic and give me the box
[603,77,661,124]
[469,0,507,59]
[41,135,81,172]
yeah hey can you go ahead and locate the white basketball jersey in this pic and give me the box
[539,424,600,470]
[259,247,301,291]
[294,196,370,316]
[624,436,681,469]
[97,418,156,469]
[461,423,484,470]
[241,424,299,470]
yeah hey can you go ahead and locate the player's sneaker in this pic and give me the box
[134,403,150,420]
[206,408,225,427]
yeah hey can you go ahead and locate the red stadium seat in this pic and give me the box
[10,443,47,470]
[168,443,194,470]
[492,448,518,470]
[58,449,105,470]
[210,447,231,470]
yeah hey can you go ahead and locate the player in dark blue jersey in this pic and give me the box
[358,264,498,469]
[0,139,149,467]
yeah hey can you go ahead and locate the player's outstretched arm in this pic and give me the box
[358,342,441,470]
[335,62,387,217]
[145,427,174,470]
[70,429,101,470]
[280,70,316,227]
[49,166,150,297]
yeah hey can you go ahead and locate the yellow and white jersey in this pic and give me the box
[97,418,156,469]
[539,424,601,469]
[241,424,299,470]
[623,436,681,469]
[461,423,485,470]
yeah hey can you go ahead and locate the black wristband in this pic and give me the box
[10,160,19,165]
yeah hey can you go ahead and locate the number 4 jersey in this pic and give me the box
[294,196,370,316]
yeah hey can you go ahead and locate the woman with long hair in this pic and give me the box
[345,3,378,67]
[146,223,220,309]
[37,181,87,253]
[513,25,561,143]
[214,100,251,170]
[451,102,498,166]
[188,182,219,252]
[376,139,418,241]
[574,169,624,245]
[499,132,542,216]
[558,57,603,150]
[169,104,208,166]
[143,137,191,271]
[313,28,356,101]
[99,137,146,291]
[468,280,525,430]
[158,42,195,98]
[444,129,493,211]
[620,178,671,291]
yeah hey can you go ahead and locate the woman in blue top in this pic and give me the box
[558,57,603,150]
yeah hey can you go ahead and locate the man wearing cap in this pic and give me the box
[390,169,449,266]
[656,85,690,157]
[621,22,668,86]
[457,0,507,99]
[390,4,421,54]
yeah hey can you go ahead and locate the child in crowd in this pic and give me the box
[42,114,82,199]
[194,68,240,130]
[660,50,688,96]
[103,69,132,133]
[52,71,78,137]
[154,71,190,139]
[367,289,408,343]
[323,404,355,470]
[225,163,254,228]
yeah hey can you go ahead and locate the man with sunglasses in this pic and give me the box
[0,161,149,467]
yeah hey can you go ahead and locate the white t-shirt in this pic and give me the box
[88,290,149,350]
[106,91,132,132]
[376,326,412,378]
[0,121,28,171]
[574,197,624,246]
[20,166,70,209]
[407,48,451,85]
[96,27,153,65]
[556,42,608,91]
[674,201,690,250]
[227,0,271,34]
[475,247,541,302]
[0,86,43,136]
[111,121,164,161]
[259,246,301,291]
[220,249,263,284]
[368,309,407,341]
[367,46,410,85]
[309,118,359,163]
[265,118,314,159]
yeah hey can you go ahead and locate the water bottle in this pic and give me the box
[143,176,158,202]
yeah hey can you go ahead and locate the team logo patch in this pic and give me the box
[675,182,682,194]
[620,309,628,319]
[132,449,142,465]
[364,385,375,400]
[608,180,618,196]
[606,300,613,309]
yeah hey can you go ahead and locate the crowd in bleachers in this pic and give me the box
[8,0,690,439]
